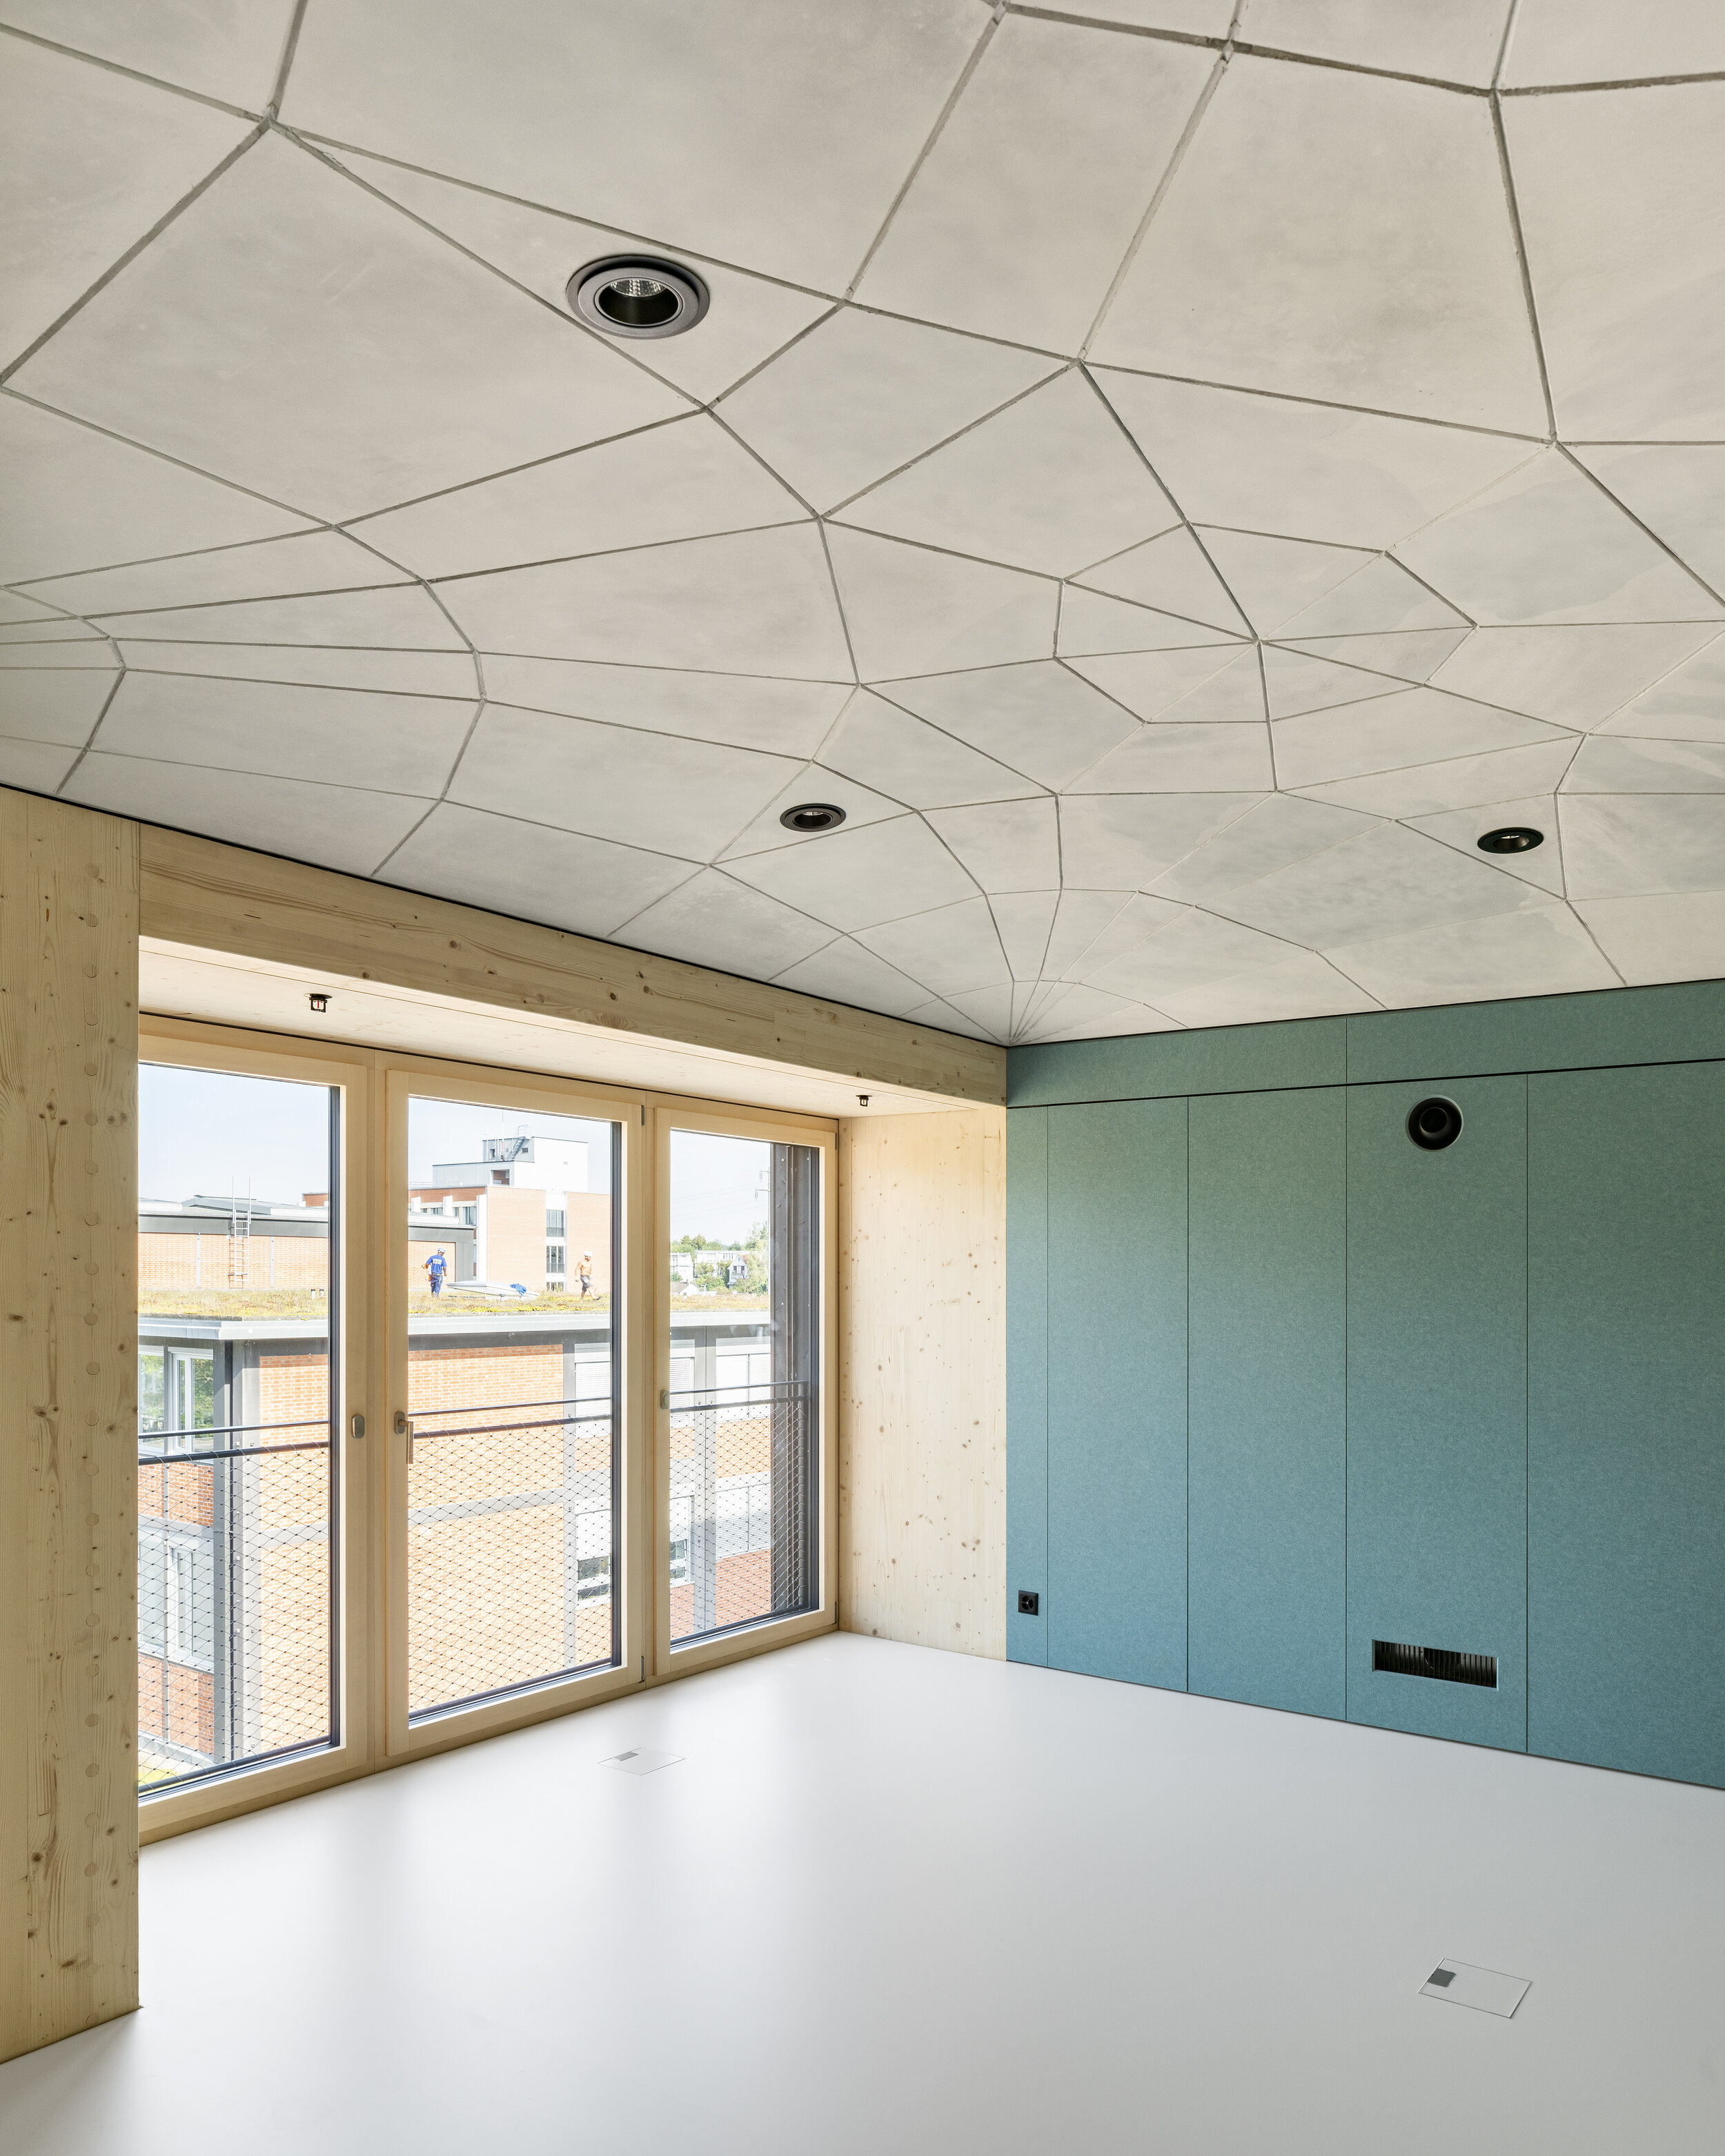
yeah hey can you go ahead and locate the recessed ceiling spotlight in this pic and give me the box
[1477,826,1544,854]
[779,802,846,833]
[567,254,709,339]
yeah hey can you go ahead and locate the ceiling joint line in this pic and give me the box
[285,132,840,306]
[841,8,1003,300]
[1256,644,1283,792]
[705,305,845,411]
[1002,8,1223,55]
[50,653,127,800]
[0,386,334,527]
[1555,446,1725,614]
[339,412,701,531]
[1488,90,1557,443]
[810,522,862,689]
[818,362,1068,520]
[1490,0,1522,92]
[1078,45,1230,362]
[1564,893,1628,989]
[1381,554,1481,631]
[839,296,1068,367]
[1083,369,1259,631]
[267,0,312,117]
[1224,40,1487,96]
[0,124,267,388]
[0,21,263,122]
[1084,361,1548,443]
[1497,69,1725,97]
[285,130,702,409]
[859,680,1054,795]
[426,517,814,589]
[604,862,711,945]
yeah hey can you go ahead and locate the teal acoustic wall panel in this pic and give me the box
[1346,980,1725,1087]
[1346,1076,1528,1751]
[1528,1062,1725,1786]
[1189,1089,1346,1719]
[1046,1099,1187,1689]
[1009,1015,1343,1107]
[1005,1107,1049,1665]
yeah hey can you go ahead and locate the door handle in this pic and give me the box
[395,1408,415,1464]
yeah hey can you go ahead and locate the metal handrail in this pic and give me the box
[408,1392,607,1420]
[137,1435,331,1465]
[404,1406,615,1445]
[666,1379,814,1402]
[135,1415,328,1443]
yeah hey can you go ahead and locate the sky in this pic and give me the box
[139,1063,331,1203]
[139,1065,771,1243]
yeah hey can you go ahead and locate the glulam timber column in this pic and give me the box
[1,790,139,2061]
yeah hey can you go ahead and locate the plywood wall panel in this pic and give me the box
[0,791,139,2062]
[838,1108,1005,1659]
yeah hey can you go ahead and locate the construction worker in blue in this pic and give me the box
[424,1248,448,1297]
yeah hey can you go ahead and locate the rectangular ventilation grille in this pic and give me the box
[1373,1639,1497,1688]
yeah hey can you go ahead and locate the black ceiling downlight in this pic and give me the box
[1478,825,1544,854]
[1407,1096,1462,1151]
[779,802,846,833]
[568,255,709,339]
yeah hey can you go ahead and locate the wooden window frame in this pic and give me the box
[137,1023,837,1841]
[653,1105,839,1681]
[381,1058,648,1761]
[137,1018,375,1839]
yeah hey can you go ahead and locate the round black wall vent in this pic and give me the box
[1407,1096,1463,1151]
[567,255,710,339]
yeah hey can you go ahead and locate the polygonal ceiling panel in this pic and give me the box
[7,1,1725,1042]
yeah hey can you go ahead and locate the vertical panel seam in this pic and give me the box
[1342,1080,1350,1725]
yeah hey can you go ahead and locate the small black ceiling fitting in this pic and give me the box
[1477,826,1544,854]
[567,255,709,339]
[1408,1096,1463,1151]
[779,802,846,833]
[308,992,330,1013]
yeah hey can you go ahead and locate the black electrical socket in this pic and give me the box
[1017,1590,1040,1616]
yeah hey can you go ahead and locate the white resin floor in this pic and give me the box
[3,1634,1722,2155]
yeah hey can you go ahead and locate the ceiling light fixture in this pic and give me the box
[1477,826,1544,854]
[779,802,846,833]
[567,255,709,339]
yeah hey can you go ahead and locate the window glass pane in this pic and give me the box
[669,1131,820,1645]
[137,1064,338,1792]
[405,1099,620,1719]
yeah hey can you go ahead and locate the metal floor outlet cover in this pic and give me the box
[600,1747,682,1776]
[1420,1961,1530,2018]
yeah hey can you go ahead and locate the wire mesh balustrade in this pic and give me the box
[404,1392,619,1718]
[137,1416,335,1788]
[667,1376,818,1643]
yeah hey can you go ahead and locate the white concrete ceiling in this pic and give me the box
[5,1,1725,1044]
